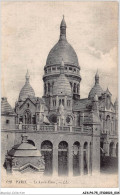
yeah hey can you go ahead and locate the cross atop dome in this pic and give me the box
[95,70,99,84]
[60,15,66,27]
[26,69,30,83]
[60,15,67,40]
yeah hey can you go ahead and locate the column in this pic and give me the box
[46,83,48,95]
[78,84,80,94]
[50,81,52,94]
[103,141,109,156]
[75,83,77,94]
[65,96,67,109]
[50,97,52,109]
[56,96,59,109]
[112,147,116,157]
[80,145,84,175]
[53,145,58,176]
[68,143,73,176]
[71,82,73,93]
[87,144,90,175]
[44,84,46,95]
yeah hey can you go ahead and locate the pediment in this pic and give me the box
[19,163,39,173]
[19,98,36,110]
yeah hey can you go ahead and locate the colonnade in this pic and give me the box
[39,140,92,176]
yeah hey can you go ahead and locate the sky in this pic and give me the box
[1,1,118,107]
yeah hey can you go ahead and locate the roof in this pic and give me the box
[43,115,50,124]
[105,87,112,96]
[46,17,79,67]
[46,39,79,67]
[8,136,42,157]
[73,98,92,111]
[88,72,104,99]
[88,83,104,99]
[1,97,15,115]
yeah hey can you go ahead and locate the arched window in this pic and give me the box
[24,110,31,124]
[27,140,35,146]
[73,142,80,176]
[44,83,46,94]
[41,140,53,175]
[73,83,76,93]
[83,142,88,175]
[116,143,118,158]
[58,141,68,176]
[62,99,64,106]
[77,84,79,94]
[106,115,110,131]
[48,83,50,93]
[109,142,114,157]
[59,99,61,105]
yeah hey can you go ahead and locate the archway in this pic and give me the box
[109,142,114,157]
[27,140,35,146]
[83,142,88,175]
[73,141,80,176]
[116,143,118,158]
[41,140,53,175]
[58,141,68,176]
[106,115,110,131]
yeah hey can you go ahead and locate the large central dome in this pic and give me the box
[46,16,79,67]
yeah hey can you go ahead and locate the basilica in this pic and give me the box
[1,17,118,176]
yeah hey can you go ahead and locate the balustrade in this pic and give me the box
[58,126,70,132]
[2,123,92,134]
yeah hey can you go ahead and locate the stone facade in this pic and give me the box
[1,17,118,176]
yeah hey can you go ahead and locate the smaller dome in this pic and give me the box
[88,71,104,99]
[53,61,72,96]
[1,97,15,115]
[19,70,35,101]
[89,84,103,99]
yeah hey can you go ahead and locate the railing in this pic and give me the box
[72,127,82,132]
[1,124,92,134]
[39,125,55,131]
[58,126,70,132]
[43,69,80,77]
[22,124,37,131]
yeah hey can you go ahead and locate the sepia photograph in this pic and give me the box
[1,1,119,190]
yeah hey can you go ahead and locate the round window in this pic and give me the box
[49,114,57,124]
[66,116,71,123]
